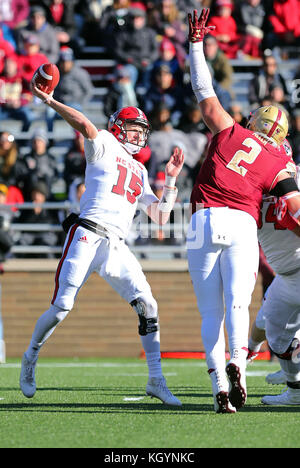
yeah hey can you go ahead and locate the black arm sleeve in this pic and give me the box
[269,178,299,197]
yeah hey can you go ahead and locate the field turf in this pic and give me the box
[0,358,299,449]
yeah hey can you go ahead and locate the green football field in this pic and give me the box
[0,357,299,449]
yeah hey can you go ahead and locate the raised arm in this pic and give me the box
[30,81,98,140]
[188,9,234,135]
[147,147,184,225]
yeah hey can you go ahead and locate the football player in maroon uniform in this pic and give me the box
[186,9,300,413]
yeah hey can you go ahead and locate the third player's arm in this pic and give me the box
[272,170,300,225]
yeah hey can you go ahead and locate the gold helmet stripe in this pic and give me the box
[267,107,282,139]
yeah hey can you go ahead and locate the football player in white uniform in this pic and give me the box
[248,145,300,405]
[20,82,184,406]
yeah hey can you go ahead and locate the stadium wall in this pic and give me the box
[1,259,264,358]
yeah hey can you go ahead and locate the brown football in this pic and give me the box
[32,63,60,94]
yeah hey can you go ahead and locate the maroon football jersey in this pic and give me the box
[190,123,294,224]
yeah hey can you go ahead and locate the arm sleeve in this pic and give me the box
[189,42,216,103]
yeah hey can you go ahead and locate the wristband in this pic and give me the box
[165,175,176,188]
[158,186,178,213]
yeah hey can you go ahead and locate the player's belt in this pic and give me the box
[77,217,109,238]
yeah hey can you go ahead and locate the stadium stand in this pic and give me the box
[1,1,300,263]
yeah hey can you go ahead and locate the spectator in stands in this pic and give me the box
[269,83,291,112]
[6,183,24,209]
[99,0,132,50]
[17,5,60,64]
[63,130,86,192]
[112,2,159,92]
[176,0,203,19]
[67,176,85,213]
[16,181,59,258]
[22,127,57,201]
[234,0,266,58]
[0,183,14,272]
[147,106,205,181]
[142,63,184,126]
[103,64,138,118]
[46,46,93,132]
[0,131,26,189]
[0,0,29,31]
[0,27,15,74]
[207,0,240,59]
[38,0,79,48]
[265,0,300,50]
[177,99,207,134]
[152,37,184,84]
[0,22,17,49]
[203,33,233,92]
[248,52,289,108]
[228,101,248,127]
[148,0,187,68]
[0,55,37,132]
[176,100,209,181]
[18,34,49,88]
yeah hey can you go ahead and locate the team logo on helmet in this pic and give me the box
[247,105,288,145]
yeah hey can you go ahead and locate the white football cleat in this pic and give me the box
[262,387,300,405]
[208,368,236,413]
[20,353,38,398]
[266,369,286,385]
[146,376,182,406]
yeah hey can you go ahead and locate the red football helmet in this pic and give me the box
[108,107,150,154]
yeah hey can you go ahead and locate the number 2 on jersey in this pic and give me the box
[226,138,262,176]
[112,164,143,204]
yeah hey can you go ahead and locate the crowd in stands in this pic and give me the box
[1,0,300,263]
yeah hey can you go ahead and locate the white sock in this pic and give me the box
[145,351,162,379]
[26,305,68,361]
[140,331,163,378]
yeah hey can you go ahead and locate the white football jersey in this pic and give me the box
[258,196,300,274]
[79,130,158,239]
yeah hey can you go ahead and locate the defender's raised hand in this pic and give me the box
[188,8,215,43]
[165,147,184,179]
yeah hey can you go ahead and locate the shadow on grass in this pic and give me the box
[0,386,299,414]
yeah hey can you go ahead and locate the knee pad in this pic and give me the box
[130,296,159,336]
[270,338,300,361]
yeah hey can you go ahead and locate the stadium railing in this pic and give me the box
[6,201,189,259]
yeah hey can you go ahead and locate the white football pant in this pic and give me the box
[187,207,259,372]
